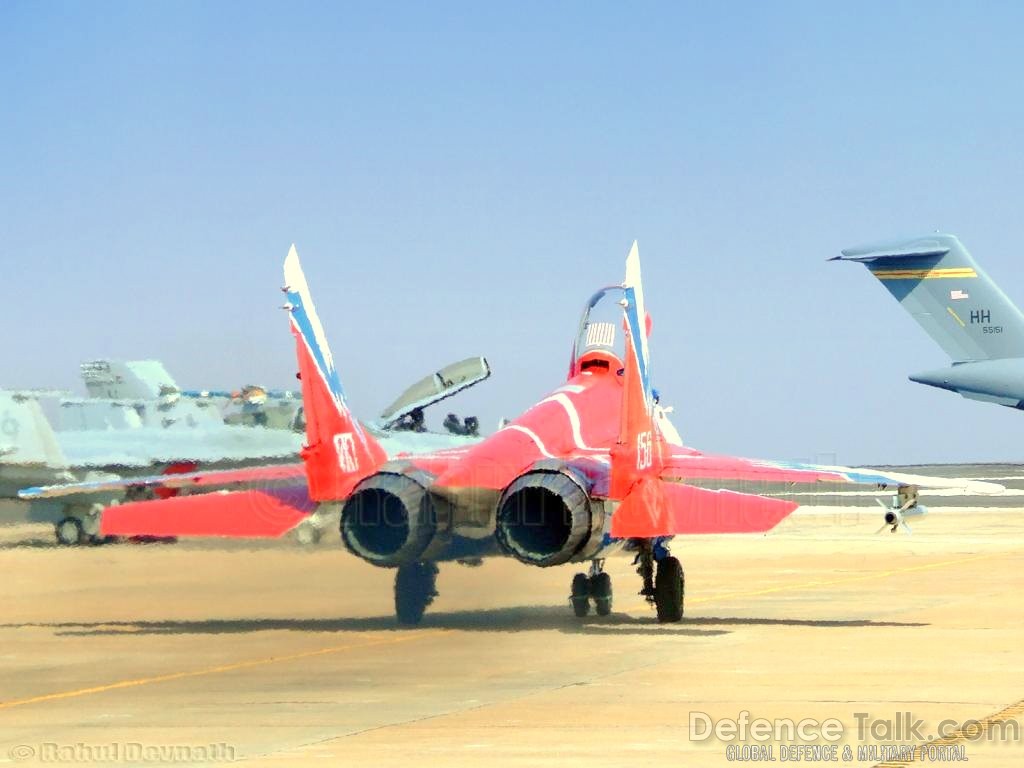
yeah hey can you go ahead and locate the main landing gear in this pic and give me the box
[570,560,613,617]
[569,545,684,623]
[394,562,438,625]
[637,541,685,623]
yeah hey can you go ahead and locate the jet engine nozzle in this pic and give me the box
[341,472,437,566]
[495,470,594,567]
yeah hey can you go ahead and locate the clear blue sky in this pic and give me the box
[3,2,1023,464]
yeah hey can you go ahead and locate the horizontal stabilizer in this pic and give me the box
[611,479,798,538]
[100,486,313,538]
[831,244,950,263]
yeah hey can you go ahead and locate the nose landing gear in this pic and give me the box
[394,562,438,625]
[569,560,613,617]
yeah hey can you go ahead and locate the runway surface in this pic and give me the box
[1,466,1023,766]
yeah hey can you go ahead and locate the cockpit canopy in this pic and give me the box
[379,356,491,430]
[569,285,631,379]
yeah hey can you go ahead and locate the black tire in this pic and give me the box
[55,517,85,547]
[654,556,684,623]
[591,572,613,616]
[395,562,438,626]
[570,573,590,617]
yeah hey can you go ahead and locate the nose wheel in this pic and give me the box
[570,573,590,616]
[569,561,613,617]
[394,562,438,625]
[592,571,613,616]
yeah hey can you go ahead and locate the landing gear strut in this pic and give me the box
[569,560,613,617]
[636,542,685,623]
[394,562,438,625]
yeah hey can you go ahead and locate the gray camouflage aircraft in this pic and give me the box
[6,358,491,544]
[833,233,1024,409]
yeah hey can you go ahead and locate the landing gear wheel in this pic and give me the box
[654,556,684,623]
[55,517,85,546]
[394,562,438,626]
[570,573,591,617]
[591,572,613,616]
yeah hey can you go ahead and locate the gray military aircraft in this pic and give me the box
[80,359,179,400]
[833,233,1024,409]
[7,358,491,544]
[82,358,306,430]
[1,389,304,544]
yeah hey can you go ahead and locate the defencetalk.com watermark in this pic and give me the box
[8,742,236,763]
[689,710,1022,762]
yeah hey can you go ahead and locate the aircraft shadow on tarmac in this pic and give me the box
[683,616,927,628]
[3,606,926,638]
[0,538,59,550]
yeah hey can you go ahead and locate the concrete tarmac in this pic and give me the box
[1,503,1022,767]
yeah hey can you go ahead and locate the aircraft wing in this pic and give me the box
[659,449,1004,494]
[18,462,306,500]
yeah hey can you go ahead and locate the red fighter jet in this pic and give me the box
[101,242,997,624]
[267,241,982,624]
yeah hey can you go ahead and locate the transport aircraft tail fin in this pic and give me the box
[833,233,1024,363]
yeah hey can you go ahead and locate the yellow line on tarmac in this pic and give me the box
[0,630,446,711]
[874,696,1024,766]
